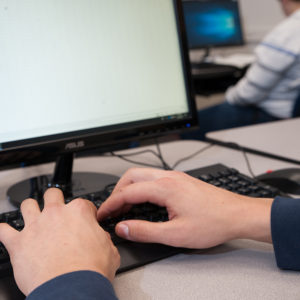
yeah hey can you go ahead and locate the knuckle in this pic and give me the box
[156,176,175,188]
[112,246,121,266]
[116,252,121,267]
[117,186,131,198]
[72,198,89,208]
[72,197,86,205]
[171,170,184,177]
[45,201,61,209]
[44,187,64,198]
[20,198,36,208]
[125,167,148,179]
[43,202,62,215]
[0,223,9,231]
[124,167,138,178]
[72,198,96,213]
[45,187,63,194]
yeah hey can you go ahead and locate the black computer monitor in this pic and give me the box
[0,0,197,206]
[183,0,244,55]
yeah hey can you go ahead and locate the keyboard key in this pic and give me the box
[0,214,5,223]
[4,211,19,222]
[218,170,232,177]
[228,183,240,190]
[94,200,103,209]
[187,164,282,199]
[219,178,231,185]
[198,174,212,182]
[258,190,273,197]
[10,219,25,231]
[237,180,250,187]
[248,185,259,192]
[0,244,9,262]
[210,180,221,187]
[228,175,240,182]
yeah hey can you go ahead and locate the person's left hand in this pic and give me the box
[0,188,120,296]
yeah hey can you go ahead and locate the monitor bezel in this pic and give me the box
[0,0,198,171]
[183,0,245,50]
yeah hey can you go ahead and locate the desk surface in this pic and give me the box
[189,44,256,64]
[0,140,299,299]
[206,118,300,165]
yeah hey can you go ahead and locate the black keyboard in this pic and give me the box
[0,164,282,279]
[186,164,281,198]
[191,62,241,77]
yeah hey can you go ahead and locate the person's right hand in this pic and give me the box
[0,188,120,296]
[98,168,274,249]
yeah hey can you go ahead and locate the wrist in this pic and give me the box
[234,196,274,243]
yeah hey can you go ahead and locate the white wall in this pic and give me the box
[239,0,285,43]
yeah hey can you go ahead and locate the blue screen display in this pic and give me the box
[183,0,244,48]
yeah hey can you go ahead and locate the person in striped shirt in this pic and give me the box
[187,0,300,140]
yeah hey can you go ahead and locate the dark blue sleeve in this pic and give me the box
[26,271,118,300]
[271,196,300,270]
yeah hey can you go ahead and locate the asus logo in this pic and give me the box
[65,140,85,150]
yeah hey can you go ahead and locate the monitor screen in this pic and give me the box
[0,0,196,168]
[183,0,244,49]
[0,0,197,205]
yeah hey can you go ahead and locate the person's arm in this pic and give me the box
[226,42,297,106]
[0,188,120,298]
[271,196,300,270]
[226,20,298,107]
[98,168,300,271]
[27,271,117,300]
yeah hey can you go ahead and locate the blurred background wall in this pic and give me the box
[240,0,285,43]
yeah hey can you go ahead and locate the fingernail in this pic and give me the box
[118,223,129,238]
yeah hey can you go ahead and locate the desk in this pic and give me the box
[0,140,300,299]
[189,44,256,63]
[206,118,300,165]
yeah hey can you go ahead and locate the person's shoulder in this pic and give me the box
[261,11,300,54]
[270,9,300,31]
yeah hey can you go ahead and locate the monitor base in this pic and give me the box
[7,172,119,208]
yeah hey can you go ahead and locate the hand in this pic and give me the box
[98,168,273,249]
[0,188,120,296]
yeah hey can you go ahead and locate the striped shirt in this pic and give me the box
[226,9,300,119]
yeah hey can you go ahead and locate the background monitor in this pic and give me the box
[0,0,197,206]
[183,0,244,50]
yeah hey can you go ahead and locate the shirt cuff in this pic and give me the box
[26,270,118,300]
[271,196,300,270]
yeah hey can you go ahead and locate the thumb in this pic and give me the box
[0,223,18,253]
[115,220,176,246]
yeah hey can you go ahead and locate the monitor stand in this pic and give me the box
[202,47,211,61]
[191,47,214,69]
[7,153,119,208]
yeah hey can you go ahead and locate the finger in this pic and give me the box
[43,188,65,208]
[115,220,178,246]
[111,168,175,196]
[20,198,41,225]
[69,198,97,215]
[98,179,171,220]
[0,223,19,252]
[98,203,132,220]
[67,198,99,226]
